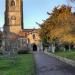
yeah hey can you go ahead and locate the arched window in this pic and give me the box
[28,38,30,43]
[33,34,36,39]
[11,0,15,6]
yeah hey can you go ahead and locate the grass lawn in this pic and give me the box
[0,54,35,75]
[55,51,75,60]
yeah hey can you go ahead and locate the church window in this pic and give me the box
[33,34,36,39]
[11,0,15,6]
[28,38,30,43]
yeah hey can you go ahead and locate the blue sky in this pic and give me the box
[0,0,75,29]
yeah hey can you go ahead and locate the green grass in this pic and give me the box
[0,54,35,75]
[55,51,75,60]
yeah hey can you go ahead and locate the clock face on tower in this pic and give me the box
[11,16,16,20]
[11,16,16,25]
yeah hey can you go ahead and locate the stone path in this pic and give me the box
[33,52,75,75]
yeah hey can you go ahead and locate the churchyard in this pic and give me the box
[0,0,75,75]
[0,31,36,75]
[0,53,35,75]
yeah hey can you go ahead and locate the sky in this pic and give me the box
[0,0,75,29]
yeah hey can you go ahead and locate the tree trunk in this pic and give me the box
[64,45,66,52]
[52,43,55,53]
[69,44,71,52]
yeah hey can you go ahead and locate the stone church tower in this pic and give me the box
[4,0,23,34]
[3,0,42,52]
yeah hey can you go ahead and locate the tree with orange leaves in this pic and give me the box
[39,5,75,52]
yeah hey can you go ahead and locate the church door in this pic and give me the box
[33,44,37,51]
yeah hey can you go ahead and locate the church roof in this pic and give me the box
[23,29,38,32]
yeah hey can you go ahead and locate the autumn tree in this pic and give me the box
[39,5,75,52]
[58,6,75,51]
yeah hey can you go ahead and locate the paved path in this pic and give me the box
[33,52,75,75]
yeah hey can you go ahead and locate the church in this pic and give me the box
[3,0,42,51]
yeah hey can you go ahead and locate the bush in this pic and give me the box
[18,47,30,54]
[18,50,29,54]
